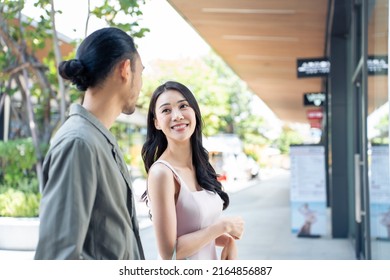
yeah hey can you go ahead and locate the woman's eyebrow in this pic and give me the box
[158,102,170,109]
[159,99,187,109]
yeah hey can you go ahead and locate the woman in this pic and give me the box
[297,203,317,237]
[141,81,244,260]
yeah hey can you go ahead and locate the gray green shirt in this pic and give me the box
[35,104,145,260]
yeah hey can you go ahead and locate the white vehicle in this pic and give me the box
[203,134,259,182]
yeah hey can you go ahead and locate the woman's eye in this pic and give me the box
[180,104,189,109]
[161,108,171,113]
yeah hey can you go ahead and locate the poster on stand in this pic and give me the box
[290,145,327,237]
[369,144,390,240]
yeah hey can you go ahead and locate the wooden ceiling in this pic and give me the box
[167,0,329,124]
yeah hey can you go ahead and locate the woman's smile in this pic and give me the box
[171,123,188,131]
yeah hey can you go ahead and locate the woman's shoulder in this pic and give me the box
[148,160,176,181]
[147,161,179,196]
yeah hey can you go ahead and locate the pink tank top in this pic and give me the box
[150,160,224,260]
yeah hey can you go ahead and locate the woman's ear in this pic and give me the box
[154,118,161,130]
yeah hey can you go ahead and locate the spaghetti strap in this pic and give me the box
[151,160,182,184]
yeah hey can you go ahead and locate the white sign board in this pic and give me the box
[369,144,390,240]
[290,145,327,237]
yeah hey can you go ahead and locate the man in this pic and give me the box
[35,27,145,259]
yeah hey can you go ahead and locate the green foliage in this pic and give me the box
[0,188,41,217]
[140,52,270,148]
[90,0,149,39]
[139,58,229,135]
[0,0,148,137]
[0,0,149,194]
[0,138,38,188]
[137,52,272,169]
[0,139,40,217]
[371,113,389,144]
[110,122,133,164]
[0,1,70,149]
[110,122,146,178]
[276,125,304,154]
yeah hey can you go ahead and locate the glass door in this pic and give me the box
[352,0,390,260]
[351,0,371,259]
[366,0,390,260]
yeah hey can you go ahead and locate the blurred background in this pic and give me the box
[0,0,388,260]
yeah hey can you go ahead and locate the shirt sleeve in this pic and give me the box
[35,138,98,259]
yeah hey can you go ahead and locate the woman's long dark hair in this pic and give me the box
[141,81,229,210]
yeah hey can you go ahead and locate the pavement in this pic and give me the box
[139,168,356,260]
[0,168,356,260]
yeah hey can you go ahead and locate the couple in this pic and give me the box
[34,27,244,260]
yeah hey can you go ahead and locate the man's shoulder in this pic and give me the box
[50,116,106,150]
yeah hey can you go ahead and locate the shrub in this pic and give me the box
[0,138,37,188]
[0,138,40,217]
[0,188,41,217]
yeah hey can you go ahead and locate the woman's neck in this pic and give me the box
[163,141,193,168]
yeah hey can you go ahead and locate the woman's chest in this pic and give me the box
[176,189,223,231]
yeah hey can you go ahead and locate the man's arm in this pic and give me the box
[34,138,97,259]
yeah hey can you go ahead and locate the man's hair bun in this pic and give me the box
[58,59,89,91]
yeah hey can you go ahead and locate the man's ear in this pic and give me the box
[154,118,161,130]
[120,59,131,80]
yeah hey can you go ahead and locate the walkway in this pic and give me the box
[0,168,356,260]
[140,168,356,260]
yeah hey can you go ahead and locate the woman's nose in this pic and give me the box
[172,109,184,120]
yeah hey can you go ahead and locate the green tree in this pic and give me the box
[275,124,304,154]
[0,0,149,188]
[139,57,230,135]
[139,52,270,147]
[371,113,389,144]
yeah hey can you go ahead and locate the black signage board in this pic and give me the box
[303,92,326,107]
[297,57,330,78]
[368,55,388,75]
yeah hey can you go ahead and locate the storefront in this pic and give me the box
[366,0,389,260]
[328,0,389,259]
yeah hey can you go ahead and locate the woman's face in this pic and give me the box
[153,89,196,144]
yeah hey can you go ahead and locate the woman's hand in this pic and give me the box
[220,236,237,260]
[219,216,245,240]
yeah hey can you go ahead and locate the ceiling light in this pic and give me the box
[223,35,298,42]
[237,55,293,61]
[202,8,295,14]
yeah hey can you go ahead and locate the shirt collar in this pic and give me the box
[68,103,117,145]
